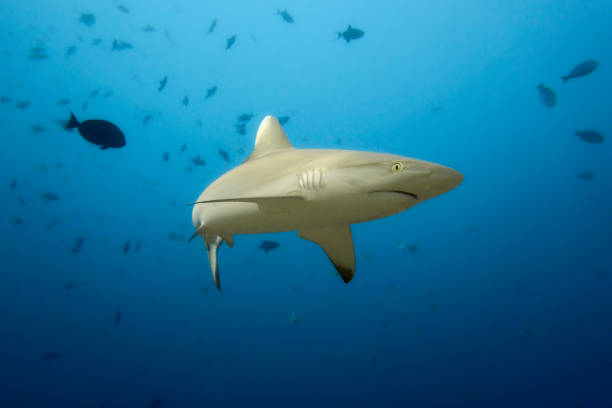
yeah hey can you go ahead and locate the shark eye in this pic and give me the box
[391,161,403,173]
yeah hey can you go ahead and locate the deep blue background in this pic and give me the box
[1,1,610,407]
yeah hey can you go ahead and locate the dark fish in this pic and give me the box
[112,40,133,51]
[15,101,30,110]
[235,122,246,135]
[226,35,236,50]
[65,112,126,149]
[162,152,170,162]
[114,310,121,325]
[277,10,294,23]
[123,241,130,254]
[72,237,85,253]
[134,240,142,251]
[64,282,76,290]
[57,98,70,106]
[9,179,17,189]
[28,52,48,60]
[117,5,130,13]
[31,125,45,133]
[575,130,604,144]
[91,38,102,46]
[82,101,88,111]
[56,162,62,169]
[562,60,599,83]
[577,171,595,181]
[158,76,168,92]
[103,91,113,97]
[238,113,253,122]
[40,352,60,361]
[65,45,77,56]
[408,244,419,254]
[79,13,96,26]
[143,114,152,125]
[208,18,217,34]
[149,398,163,408]
[278,116,290,125]
[205,86,217,98]
[0,96,11,103]
[90,89,99,98]
[182,96,189,106]
[12,217,23,225]
[259,240,280,253]
[45,219,57,230]
[338,25,364,43]
[18,195,25,205]
[180,144,187,154]
[536,84,556,107]
[143,25,155,33]
[30,45,46,54]
[190,156,206,166]
[42,192,60,202]
[218,149,229,162]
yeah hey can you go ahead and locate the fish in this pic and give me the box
[180,144,187,154]
[79,13,96,26]
[134,240,142,251]
[143,24,155,33]
[0,96,11,103]
[562,60,599,83]
[57,98,70,106]
[277,10,294,23]
[278,116,290,125]
[205,86,217,98]
[432,106,440,113]
[82,102,88,111]
[41,192,60,202]
[112,40,133,51]
[238,113,253,122]
[338,25,364,43]
[65,112,126,149]
[72,237,85,253]
[235,122,246,135]
[117,5,130,13]
[158,76,168,92]
[575,130,604,144]
[123,241,130,254]
[103,91,113,98]
[536,84,556,107]
[182,96,189,106]
[208,18,217,34]
[40,352,60,361]
[9,179,17,189]
[218,149,229,162]
[65,45,77,56]
[259,240,280,253]
[12,217,23,225]
[577,171,595,181]
[289,311,302,325]
[18,196,25,205]
[162,152,170,162]
[149,398,163,408]
[31,125,45,133]
[226,35,236,50]
[114,310,121,325]
[190,156,206,166]
[45,219,58,230]
[15,101,30,110]
[90,90,99,98]
[408,244,419,254]
[91,38,102,46]
[143,114,152,125]
[190,116,462,289]
[28,51,48,60]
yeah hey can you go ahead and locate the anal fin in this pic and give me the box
[298,225,355,283]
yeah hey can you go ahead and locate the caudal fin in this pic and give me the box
[65,112,79,129]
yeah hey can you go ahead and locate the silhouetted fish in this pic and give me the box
[158,76,168,92]
[123,241,130,254]
[338,25,364,42]
[205,86,217,98]
[0,96,11,103]
[190,156,206,166]
[182,96,189,106]
[18,195,25,205]
[79,13,95,26]
[112,40,133,51]
[143,24,155,33]
[238,113,253,122]
[114,310,121,325]
[91,38,102,46]
[218,149,229,162]
[259,240,280,253]
[180,144,187,154]
[41,352,60,361]
[90,89,99,98]
[577,171,595,181]
[575,129,604,144]
[15,101,30,110]
[278,116,290,125]
[65,45,77,56]
[226,35,236,50]
[162,152,170,162]
[45,219,57,230]
[134,240,142,251]
[537,84,556,107]
[28,53,48,61]
[277,10,294,23]
[12,217,23,225]
[117,5,130,13]
[31,125,45,133]
[28,46,49,60]
[72,237,85,253]
[208,18,217,34]
[9,179,17,189]
[562,60,599,83]
[143,114,152,125]
[82,101,88,111]
[103,91,113,97]
[149,398,163,408]
[42,192,59,202]
[57,98,70,106]
[65,112,126,149]
[235,122,246,135]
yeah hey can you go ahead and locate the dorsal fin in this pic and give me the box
[246,116,293,161]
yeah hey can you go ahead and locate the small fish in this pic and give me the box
[114,310,121,325]
[45,219,57,230]
[190,156,206,166]
[238,113,253,122]
[57,98,70,106]
[235,122,246,135]
[117,5,130,13]
[40,352,60,361]
[577,171,595,181]
[432,106,441,113]
[15,101,30,110]
[112,40,133,51]
[65,112,126,149]
[278,116,290,125]
[562,60,599,83]
[0,96,11,103]
[82,101,88,111]
[143,114,152,125]
[162,152,170,162]
[103,91,113,98]
[72,237,85,253]
[158,76,168,92]
[575,130,604,144]
[79,13,96,26]
[64,282,76,290]
[182,96,189,106]
[226,35,236,50]
[134,240,142,251]
[218,149,229,162]
[41,192,60,202]
[149,398,163,408]
[259,240,280,253]
[18,195,25,205]
[338,25,364,43]
[205,86,217,98]
[142,25,155,33]
[289,311,302,325]
[208,18,217,34]
[9,179,17,189]
[28,52,48,60]
[12,217,23,225]
[277,10,294,23]
[123,241,130,254]
[65,45,77,56]
[408,244,419,254]
[180,144,187,154]
[90,89,99,98]
[91,38,102,46]
[536,84,556,107]
[30,45,46,54]
[31,125,45,133]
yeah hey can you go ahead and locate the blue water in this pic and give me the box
[1,1,611,407]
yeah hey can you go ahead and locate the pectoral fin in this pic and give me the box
[298,225,355,283]
[205,234,223,290]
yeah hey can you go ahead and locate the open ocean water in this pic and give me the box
[0,1,611,407]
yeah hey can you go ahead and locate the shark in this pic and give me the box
[191,116,463,289]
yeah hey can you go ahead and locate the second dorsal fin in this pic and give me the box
[246,116,294,161]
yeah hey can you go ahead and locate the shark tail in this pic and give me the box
[65,112,80,129]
